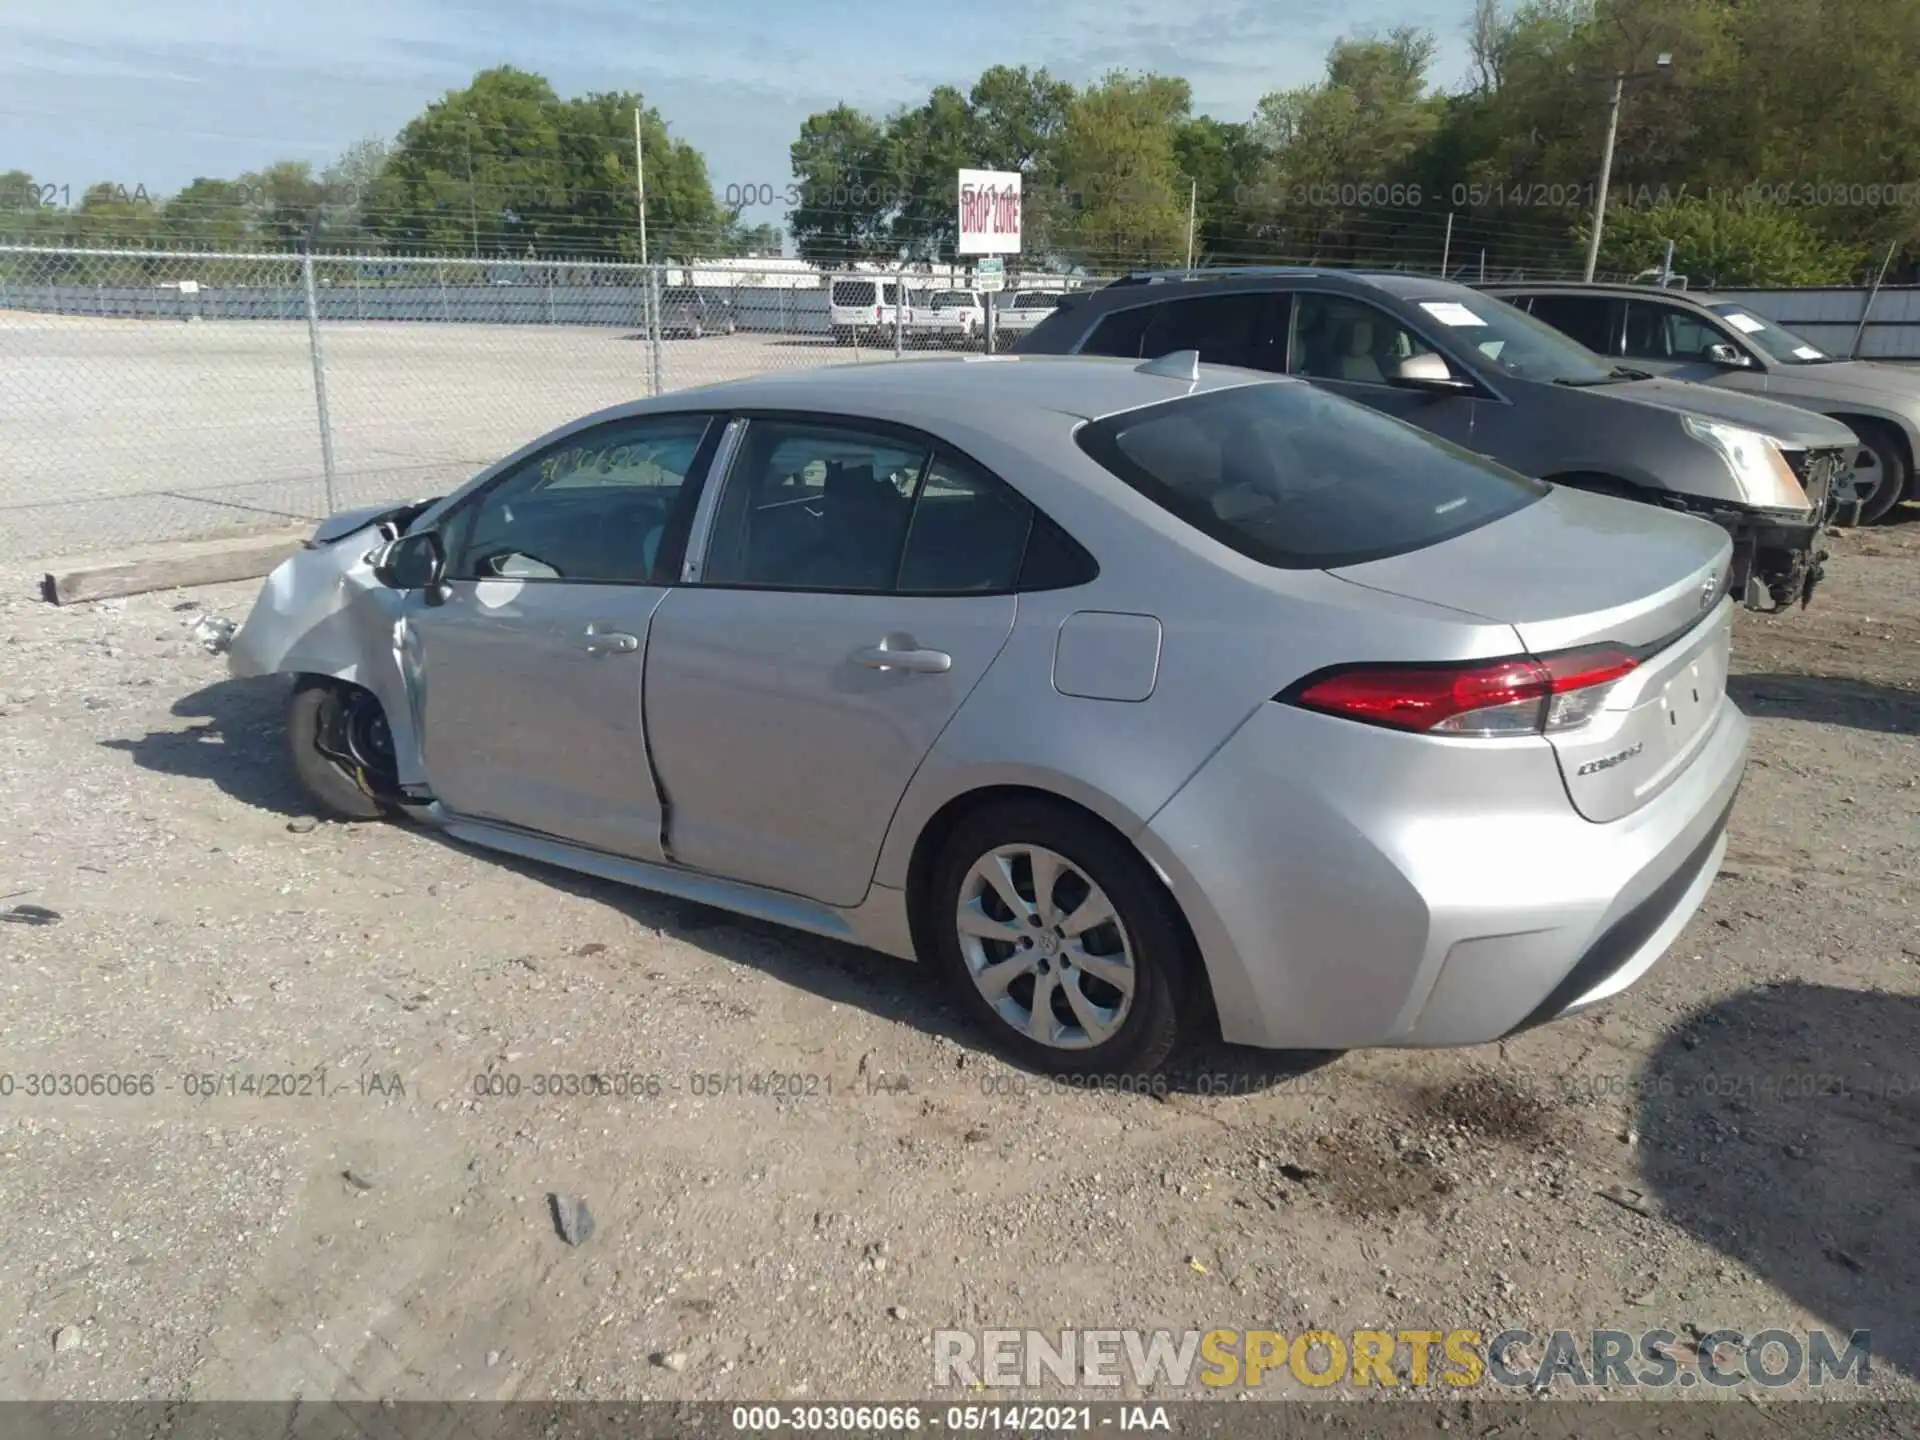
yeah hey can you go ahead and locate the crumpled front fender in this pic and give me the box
[227,534,424,787]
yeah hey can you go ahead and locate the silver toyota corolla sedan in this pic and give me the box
[229,353,1749,1075]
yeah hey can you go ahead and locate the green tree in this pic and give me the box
[0,170,39,212]
[787,104,892,264]
[1057,72,1193,271]
[160,177,256,247]
[1250,28,1445,264]
[1583,193,1871,286]
[1171,117,1268,262]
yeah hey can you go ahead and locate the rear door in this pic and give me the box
[406,413,719,859]
[644,417,1031,905]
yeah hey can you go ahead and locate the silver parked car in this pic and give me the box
[229,355,1748,1075]
[1485,281,1920,524]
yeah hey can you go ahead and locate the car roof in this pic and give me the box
[1480,280,1723,306]
[1084,268,1481,310]
[628,353,1293,424]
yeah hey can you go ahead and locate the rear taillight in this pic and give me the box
[1285,645,1639,737]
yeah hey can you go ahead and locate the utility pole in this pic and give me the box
[1184,179,1197,275]
[1582,53,1671,283]
[465,121,479,261]
[1581,74,1624,283]
[635,105,662,396]
[633,106,650,268]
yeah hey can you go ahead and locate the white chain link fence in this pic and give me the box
[0,245,1105,564]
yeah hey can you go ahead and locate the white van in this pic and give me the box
[827,274,907,345]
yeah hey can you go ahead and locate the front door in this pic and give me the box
[406,412,718,860]
[645,419,1032,906]
[1286,290,1479,449]
[1620,299,1769,394]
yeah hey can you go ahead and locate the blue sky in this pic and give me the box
[3,0,1478,225]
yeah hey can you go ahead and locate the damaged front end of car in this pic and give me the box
[1662,423,1848,615]
[226,498,440,801]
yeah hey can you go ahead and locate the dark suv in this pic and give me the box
[1013,268,1859,612]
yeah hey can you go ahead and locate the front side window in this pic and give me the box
[1289,293,1441,386]
[1623,301,1735,363]
[1076,382,1544,570]
[448,414,714,583]
[1373,290,1616,384]
[701,421,931,591]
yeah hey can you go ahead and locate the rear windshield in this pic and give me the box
[1076,382,1545,569]
[833,280,877,306]
[929,290,974,307]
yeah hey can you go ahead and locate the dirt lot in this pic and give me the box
[0,513,1915,1407]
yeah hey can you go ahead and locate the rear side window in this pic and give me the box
[833,280,877,307]
[1525,294,1619,354]
[1081,305,1154,358]
[1081,293,1281,371]
[1076,383,1545,570]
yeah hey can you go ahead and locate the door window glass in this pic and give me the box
[449,415,713,583]
[1623,302,1731,362]
[1289,293,1440,385]
[898,455,1033,593]
[1524,294,1618,354]
[702,422,931,591]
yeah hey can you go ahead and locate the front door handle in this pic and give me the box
[580,627,640,656]
[855,635,952,674]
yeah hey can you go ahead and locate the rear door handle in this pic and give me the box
[580,627,640,656]
[855,635,952,674]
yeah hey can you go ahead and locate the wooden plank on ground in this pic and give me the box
[40,526,311,605]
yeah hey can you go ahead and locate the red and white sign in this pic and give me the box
[957,169,1022,255]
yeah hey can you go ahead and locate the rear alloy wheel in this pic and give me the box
[1848,421,1909,525]
[287,678,397,822]
[928,802,1190,1075]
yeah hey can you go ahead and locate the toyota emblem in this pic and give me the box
[1700,573,1721,610]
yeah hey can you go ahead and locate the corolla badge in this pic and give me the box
[1577,742,1645,777]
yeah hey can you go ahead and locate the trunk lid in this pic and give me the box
[1331,486,1735,822]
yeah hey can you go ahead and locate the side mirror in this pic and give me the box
[372,530,445,591]
[1389,353,1474,393]
[1706,342,1751,368]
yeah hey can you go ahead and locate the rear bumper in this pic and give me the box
[1136,695,1750,1051]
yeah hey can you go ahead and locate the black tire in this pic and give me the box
[286,678,395,822]
[1848,419,1909,525]
[925,799,1195,1076]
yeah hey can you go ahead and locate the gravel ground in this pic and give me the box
[0,510,1915,1406]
